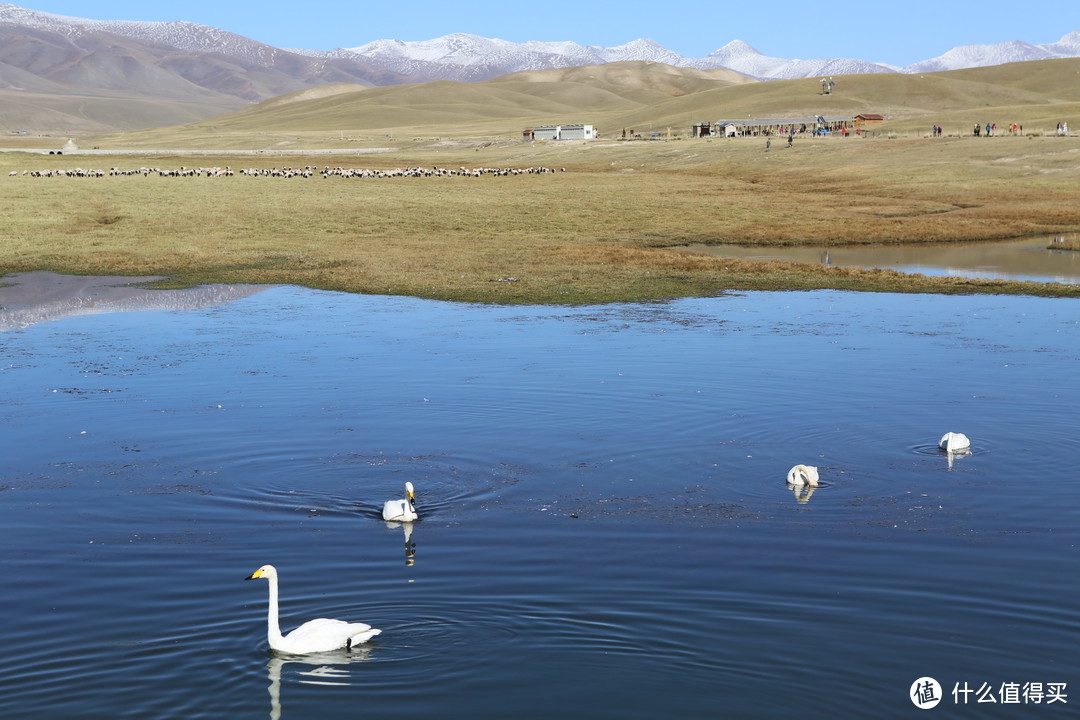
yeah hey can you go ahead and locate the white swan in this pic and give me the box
[939,432,970,453]
[245,564,381,653]
[787,464,820,487]
[382,481,418,522]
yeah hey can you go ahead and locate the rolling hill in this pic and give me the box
[607,59,1080,131]
[0,3,1076,136]
[80,58,1080,149]
[79,61,755,146]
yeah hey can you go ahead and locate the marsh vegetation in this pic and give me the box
[3,133,1077,302]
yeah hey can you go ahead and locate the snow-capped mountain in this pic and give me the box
[300,30,1080,81]
[300,33,904,80]
[1044,29,1080,56]
[290,35,689,82]
[340,35,684,68]
[906,30,1080,72]
[0,2,1077,86]
[0,2,407,106]
[0,3,281,64]
[907,40,1058,73]
[689,39,899,78]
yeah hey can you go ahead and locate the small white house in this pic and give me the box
[530,124,597,141]
[559,124,597,140]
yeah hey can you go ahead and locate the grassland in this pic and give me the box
[2,133,1077,303]
[2,59,1078,304]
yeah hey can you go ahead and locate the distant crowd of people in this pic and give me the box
[970,123,1023,136]
[960,121,1071,137]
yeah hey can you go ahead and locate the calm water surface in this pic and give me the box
[1,276,1078,719]
[685,236,1080,284]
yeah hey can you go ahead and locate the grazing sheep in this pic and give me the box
[12,164,565,182]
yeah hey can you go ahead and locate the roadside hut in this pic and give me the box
[853,114,885,128]
[711,116,855,136]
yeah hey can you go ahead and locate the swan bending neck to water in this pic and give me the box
[787,465,820,487]
[383,481,418,522]
[245,564,381,654]
[939,432,970,453]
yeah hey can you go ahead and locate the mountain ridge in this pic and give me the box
[1,2,1078,135]
[312,30,1080,81]
[3,3,1077,85]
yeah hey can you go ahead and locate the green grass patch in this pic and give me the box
[2,136,1078,303]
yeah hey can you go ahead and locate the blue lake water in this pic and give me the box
[1,276,1078,718]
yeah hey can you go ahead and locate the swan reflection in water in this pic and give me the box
[944,447,972,469]
[385,521,417,566]
[787,482,817,504]
[266,649,374,720]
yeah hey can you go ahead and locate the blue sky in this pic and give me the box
[22,1,1079,67]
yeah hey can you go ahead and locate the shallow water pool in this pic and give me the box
[684,236,1080,284]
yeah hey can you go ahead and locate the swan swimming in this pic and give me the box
[787,465,820,487]
[382,481,418,522]
[939,432,970,453]
[245,564,381,654]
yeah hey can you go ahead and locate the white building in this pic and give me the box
[532,125,561,140]
[559,124,597,140]
[529,124,597,141]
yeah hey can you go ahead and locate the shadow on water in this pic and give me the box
[684,235,1080,283]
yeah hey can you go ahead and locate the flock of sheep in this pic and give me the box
[8,164,566,179]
